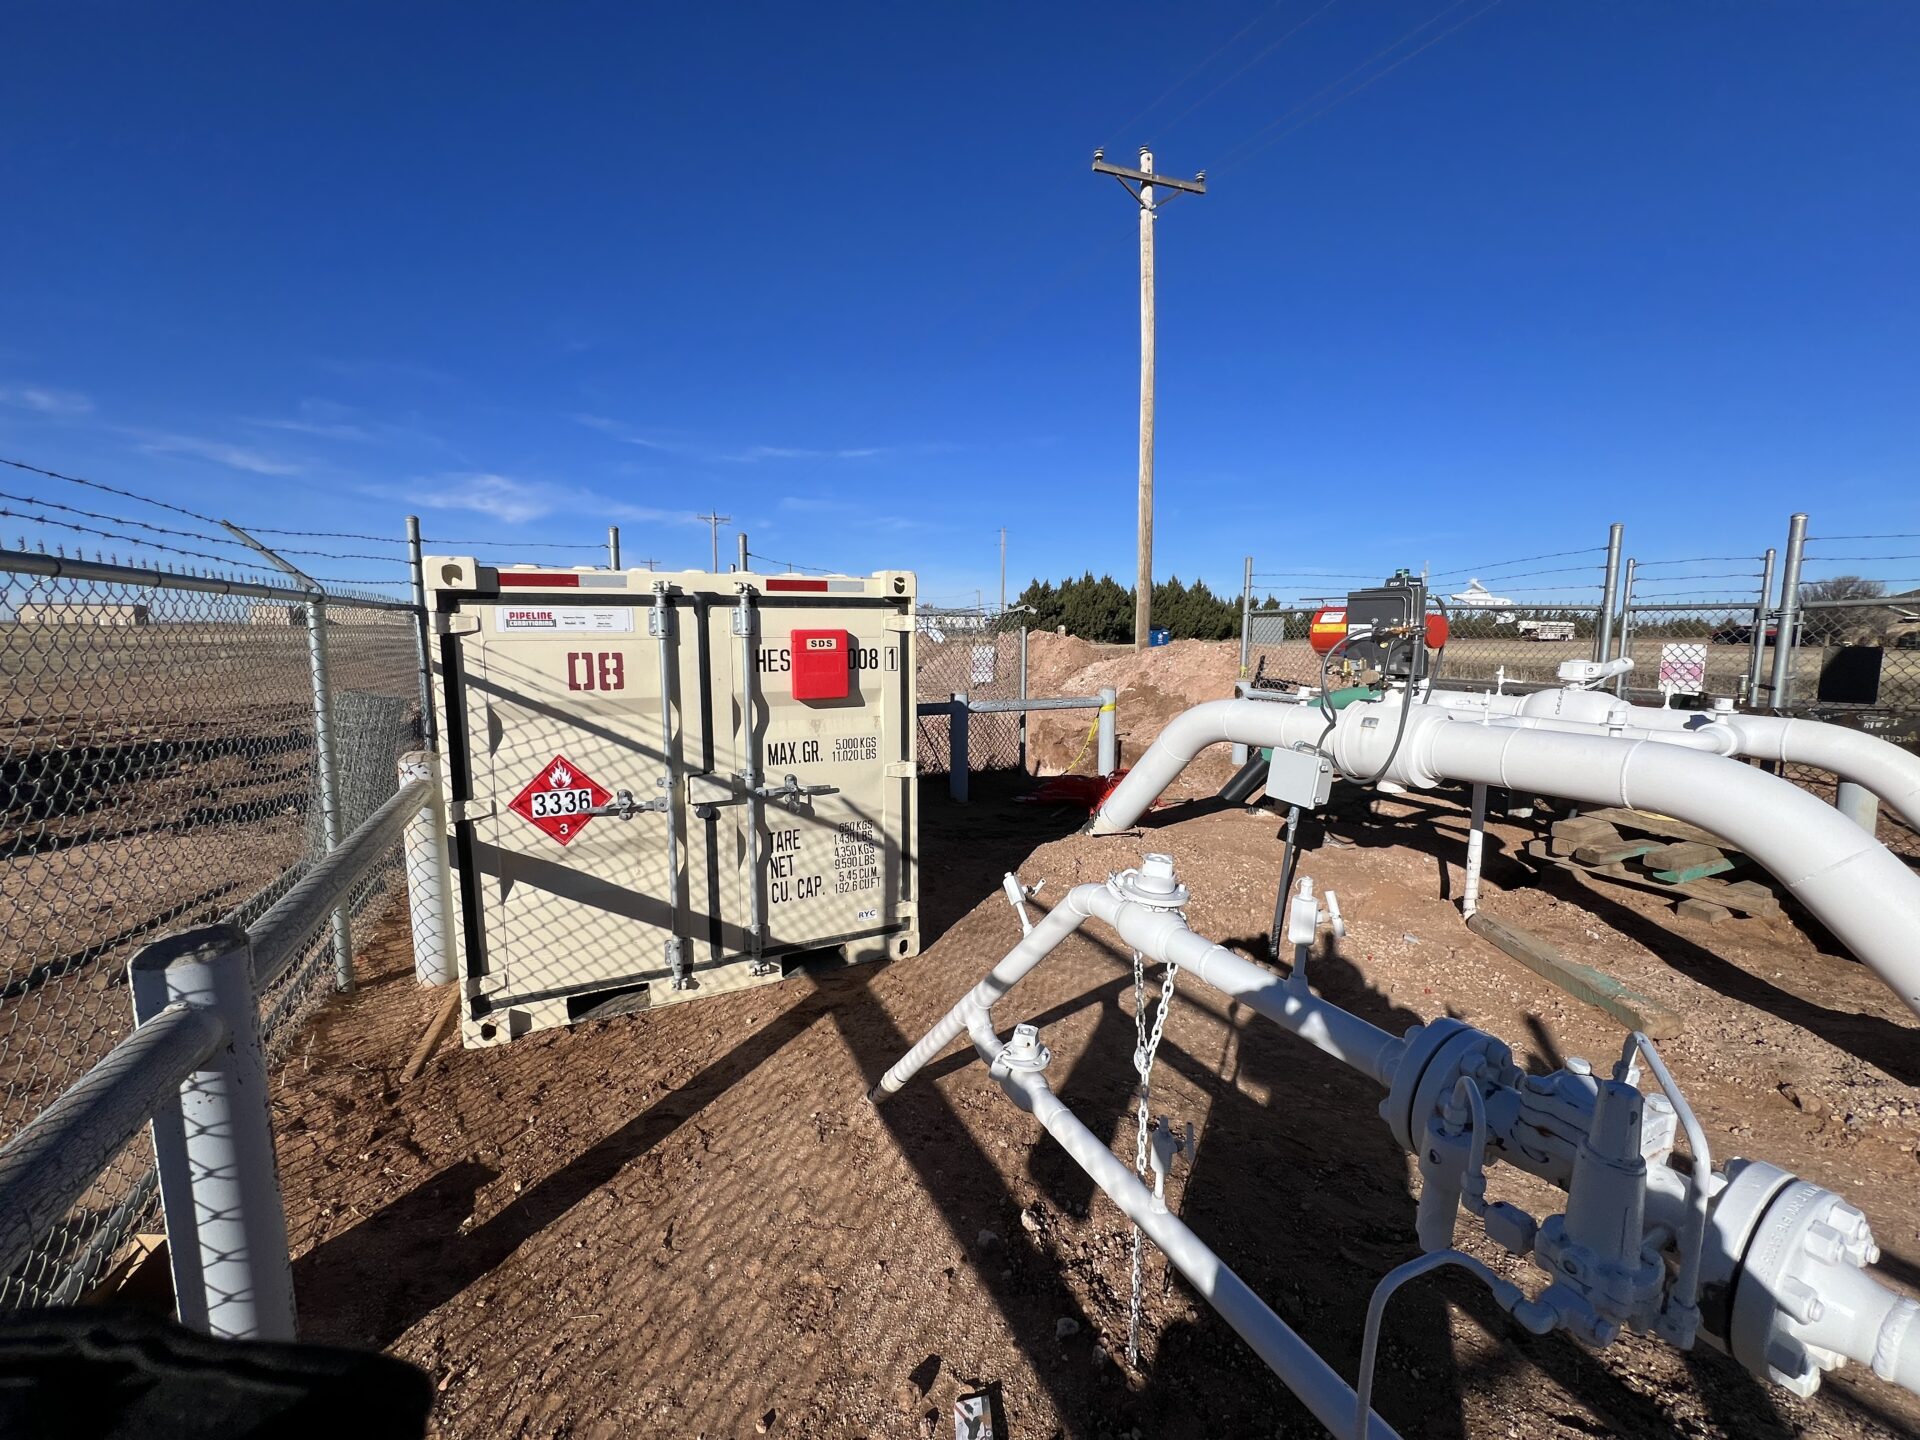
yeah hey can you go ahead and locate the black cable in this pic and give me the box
[1424,591,1449,702]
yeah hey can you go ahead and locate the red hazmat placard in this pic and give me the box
[508,754,611,845]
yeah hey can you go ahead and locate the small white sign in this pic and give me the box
[498,606,635,633]
[1658,642,1707,694]
[970,644,997,685]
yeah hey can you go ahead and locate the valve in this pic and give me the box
[1556,656,1635,689]
[991,1023,1052,1079]
[1147,1117,1194,1215]
[1108,852,1190,910]
[1001,871,1045,935]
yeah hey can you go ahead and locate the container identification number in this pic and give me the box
[527,788,595,818]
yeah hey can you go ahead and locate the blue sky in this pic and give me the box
[1,2,1916,608]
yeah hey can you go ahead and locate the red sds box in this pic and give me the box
[790,629,849,702]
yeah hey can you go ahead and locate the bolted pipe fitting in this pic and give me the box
[1108,852,1191,910]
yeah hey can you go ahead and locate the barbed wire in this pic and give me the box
[0,485,256,553]
[0,456,225,526]
[269,548,410,562]
[1632,556,1762,568]
[748,549,834,576]
[1801,554,1920,563]
[0,505,281,572]
[1427,547,1603,580]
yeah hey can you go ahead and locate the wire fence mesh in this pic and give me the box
[0,566,419,1308]
[913,611,1025,773]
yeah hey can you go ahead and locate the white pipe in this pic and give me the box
[1379,711,1920,1017]
[991,1061,1405,1440]
[873,881,1404,1097]
[1426,689,1920,829]
[1091,697,1920,1017]
[1078,887,1406,1088]
[872,896,1093,1096]
[1462,782,1487,920]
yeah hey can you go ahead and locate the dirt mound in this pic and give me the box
[1019,634,1243,780]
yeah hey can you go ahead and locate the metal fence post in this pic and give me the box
[1836,781,1880,835]
[1746,546,1776,706]
[399,752,456,986]
[130,924,296,1342]
[1097,686,1119,776]
[608,525,622,569]
[1018,626,1029,774]
[1239,555,1254,677]
[1613,558,1638,697]
[305,594,353,991]
[407,515,437,750]
[1768,512,1808,712]
[1596,522,1624,661]
[949,693,969,803]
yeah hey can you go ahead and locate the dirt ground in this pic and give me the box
[278,744,1920,1440]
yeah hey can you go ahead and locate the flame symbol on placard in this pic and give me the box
[549,763,573,787]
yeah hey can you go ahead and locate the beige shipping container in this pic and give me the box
[426,558,919,1047]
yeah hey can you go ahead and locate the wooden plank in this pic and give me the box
[1580,806,1729,849]
[1676,898,1732,924]
[1466,913,1682,1038]
[1642,841,1736,885]
[1574,840,1659,867]
[1522,839,1783,918]
[1551,817,1622,856]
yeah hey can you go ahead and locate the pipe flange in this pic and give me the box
[1713,1160,1881,1398]
[1378,1018,1515,1153]
[991,1023,1052,1076]
[1107,852,1190,911]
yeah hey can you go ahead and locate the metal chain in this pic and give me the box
[1127,941,1181,1367]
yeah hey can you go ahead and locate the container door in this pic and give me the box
[472,615,680,998]
[739,616,903,952]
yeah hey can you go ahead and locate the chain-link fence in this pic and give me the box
[914,610,1025,773]
[1244,549,1614,693]
[0,563,419,1309]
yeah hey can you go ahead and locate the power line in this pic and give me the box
[1104,3,1284,146]
[1149,0,1350,144]
[1214,0,1502,176]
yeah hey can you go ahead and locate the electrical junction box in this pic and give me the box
[1262,744,1334,810]
[791,628,850,702]
[425,559,919,1047]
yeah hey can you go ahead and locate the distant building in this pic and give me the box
[14,601,150,626]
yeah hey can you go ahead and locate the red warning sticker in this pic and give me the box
[508,754,611,845]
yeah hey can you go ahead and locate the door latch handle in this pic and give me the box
[587,787,671,820]
[755,774,839,813]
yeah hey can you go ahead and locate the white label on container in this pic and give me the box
[498,606,635,633]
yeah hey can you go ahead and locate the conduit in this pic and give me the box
[1089,696,1920,1018]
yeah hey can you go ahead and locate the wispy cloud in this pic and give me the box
[405,472,708,528]
[317,357,455,387]
[778,494,930,532]
[0,384,94,418]
[572,413,907,465]
[131,431,303,476]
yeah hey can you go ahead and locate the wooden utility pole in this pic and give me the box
[696,511,732,573]
[1092,146,1205,648]
[998,527,1007,614]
